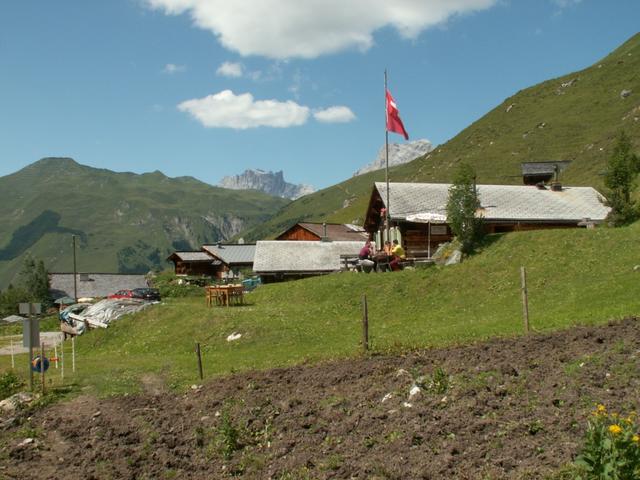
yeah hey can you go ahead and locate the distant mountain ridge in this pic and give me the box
[354,139,434,176]
[0,158,289,288]
[219,169,315,200]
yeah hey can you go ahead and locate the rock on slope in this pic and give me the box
[219,169,315,200]
[354,139,433,176]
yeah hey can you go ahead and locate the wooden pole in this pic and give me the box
[72,235,78,303]
[40,343,46,395]
[54,344,58,369]
[61,338,64,381]
[10,339,14,369]
[72,336,76,373]
[28,315,34,391]
[361,294,369,352]
[520,266,530,333]
[195,342,203,381]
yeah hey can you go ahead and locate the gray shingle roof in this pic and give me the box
[253,241,365,273]
[202,244,256,264]
[49,273,149,300]
[521,161,571,176]
[171,251,214,262]
[375,182,610,222]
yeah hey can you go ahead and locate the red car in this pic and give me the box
[107,289,136,299]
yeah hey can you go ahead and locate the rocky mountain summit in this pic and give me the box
[354,139,434,176]
[219,169,315,200]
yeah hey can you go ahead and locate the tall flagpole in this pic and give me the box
[384,69,390,244]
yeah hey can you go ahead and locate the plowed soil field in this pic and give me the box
[2,318,639,479]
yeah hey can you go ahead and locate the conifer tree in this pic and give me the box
[604,131,640,226]
[446,163,484,254]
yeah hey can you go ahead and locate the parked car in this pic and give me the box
[132,288,161,302]
[108,289,136,299]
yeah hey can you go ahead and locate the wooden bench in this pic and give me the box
[339,254,361,271]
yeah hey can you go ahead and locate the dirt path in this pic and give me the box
[1,318,639,479]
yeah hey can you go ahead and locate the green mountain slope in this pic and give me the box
[0,158,289,288]
[240,32,640,240]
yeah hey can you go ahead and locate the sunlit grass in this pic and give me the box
[2,222,639,396]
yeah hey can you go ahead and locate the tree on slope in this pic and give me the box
[604,131,640,226]
[18,253,51,307]
[447,163,484,254]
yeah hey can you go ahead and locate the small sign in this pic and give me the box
[19,303,42,315]
[22,317,40,348]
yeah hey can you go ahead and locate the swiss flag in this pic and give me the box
[386,89,409,140]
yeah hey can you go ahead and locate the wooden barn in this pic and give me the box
[166,251,221,277]
[276,222,369,242]
[167,244,256,279]
[364,182,610,259]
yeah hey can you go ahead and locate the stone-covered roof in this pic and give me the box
[521,161,571,176]
[169,251,214,262]
[375,182,610,223]
[253,241,365,273]
[202,244,256,265]
[49,273,149,300]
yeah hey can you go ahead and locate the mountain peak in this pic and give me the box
[219,169,314,200]
[30,157,81,169]
[354,139,434,176]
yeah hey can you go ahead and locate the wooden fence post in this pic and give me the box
[195,342,204,381]
[41,343,46,395]
[361,294,369,352]
[520,266,530,333]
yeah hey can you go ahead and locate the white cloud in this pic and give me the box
[216,61,243,77]
[146,0,498,59]
[177,90,310,129]
[313,106,356,123]
[163,63,186,73]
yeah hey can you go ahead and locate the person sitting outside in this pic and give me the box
[358,240,376,272]
[389,239,406,271]
[372,241,393,272]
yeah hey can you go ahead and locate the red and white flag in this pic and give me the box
[386,89,409,140]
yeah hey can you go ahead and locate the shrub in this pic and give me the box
[573,404,640,479]
[429,367,450,394]
[217,410,242,459]
[0,371,24,400]
[152,271,205,298]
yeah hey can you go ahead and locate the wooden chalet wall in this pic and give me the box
[173,261,219,277]
[276,225,321,241]
[401,225,452,257]
[386,221,579,258]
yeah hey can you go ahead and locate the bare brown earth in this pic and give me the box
[1,318,639,480]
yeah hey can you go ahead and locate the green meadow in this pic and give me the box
[3,222,639,397]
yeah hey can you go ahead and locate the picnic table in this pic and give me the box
[205,284,244,307]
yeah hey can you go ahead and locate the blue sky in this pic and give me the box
[1,0,638,190]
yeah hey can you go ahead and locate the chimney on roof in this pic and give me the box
[321,222,330,242]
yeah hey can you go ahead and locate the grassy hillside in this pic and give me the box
[240,32,640,239]
[3,221,638,396]
[0,158,289,288]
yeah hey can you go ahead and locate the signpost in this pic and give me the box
[20,303,41,390]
